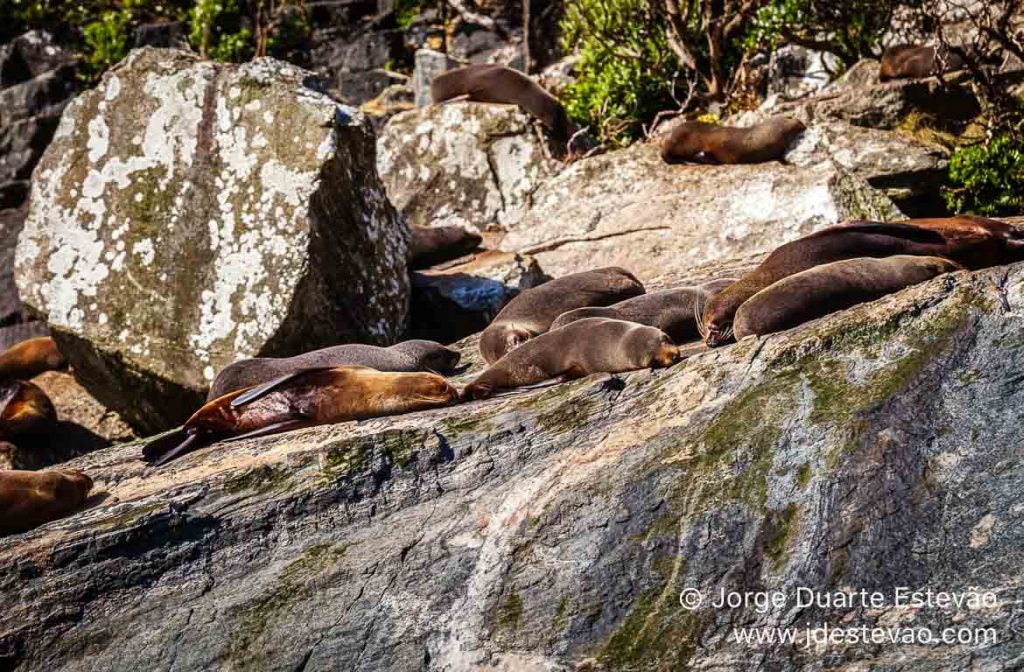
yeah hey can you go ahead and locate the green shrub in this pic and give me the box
[83,8,133,76]
[560,0,680,147]
[944,133,1024,216]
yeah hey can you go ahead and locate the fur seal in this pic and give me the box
[0,336,65,381]
[208,340,461,400]
[700,220,1022,347]
[879,45,964,81]
[409,225,483,269]
[733,256,962,340]
[0,469,93,537]
[147,366,459,466]
[465,318,679,400]
[431,64,572,141]
[660,117,806,165]
[479,267,645,364]
[549,278,736,344]
[0,380,55,438]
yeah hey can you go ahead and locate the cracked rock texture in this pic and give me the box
[498,141,903,279]
[377,102,560,233]
[15,48,410,434]
[2,258,1024,670]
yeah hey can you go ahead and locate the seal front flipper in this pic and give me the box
[221,419,314,443]
[229,367,350,408]
[142,428,205,467]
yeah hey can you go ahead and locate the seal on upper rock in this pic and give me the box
[660,117,806,165]
[208,340,461,400]
[0,336,66,381]
[0,469,93,537]
[700,220,1023,347]
[733,255,962,340]
[431,63,572,141]
[0,379,56,438]
[549,278,736,344]
[409,225,483,270]
[147,366,459,466]
[479,267,645,364]
[879,45,964,81]
[465,318,679,400]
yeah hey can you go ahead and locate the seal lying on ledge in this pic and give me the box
[733,256,962,340]
[479,267,645,364]
[465,318,679,400]
[408,225,483,270]
[208,340,461,400]
[0,469,93,537]
[0,380,55,439]
[0,336,65,381]
[701,219,1024,347]
[660,117,805,165]
[879,45,965,81]
[549,278,735,344]
[431,63,572,141]
[147,367,459,467]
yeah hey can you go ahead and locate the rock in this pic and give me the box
[360,83,414,130]
[412,48,459,108]
[766,45,841,100]
[409,250,548,343]
[377,102,560,232]
[0,30,73,88]
[0,321,49,352]
[498,141,903,279]
[15,48,410,434]
[785,120,950,216]
[132,21,187,49]
[336,30,408,105]
[2,261,1024,669]
[0,205,29,324]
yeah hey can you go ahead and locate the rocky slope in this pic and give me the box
[2,259,1023,670]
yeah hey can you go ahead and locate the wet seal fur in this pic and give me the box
[0,380,55,438]
[208,340,461,400]
[880,45,964,81]
[0,469,93,537]
[660,116,806,165]
[550,278,735,344]
[431,63,572,141]
[465,318,679,400]
[733,255,962,339]
[409,226,483,270]
[0,336,66,381]
[148,366,459,466]
[700,219,1024,346]
[479,267,645,364]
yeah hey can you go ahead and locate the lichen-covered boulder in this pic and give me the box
[499,141,903,279]
[15,48,410,433]
[3,260,1024,670]
[377,102,560,232]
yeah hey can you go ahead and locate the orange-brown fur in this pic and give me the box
[0,469,92,536]
[0,337,65,381]
[660,117,806,165]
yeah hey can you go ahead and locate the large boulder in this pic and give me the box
[2,259,1024,670]
[498,141,903,279]
[15,48,410,433]
[377,102,561,232]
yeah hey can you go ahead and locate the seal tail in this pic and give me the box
[142,428,204,467]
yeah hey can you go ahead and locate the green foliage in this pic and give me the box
[394,0,422,29]
[83,8,133,76]
[189,0,250,61]
[944,133,1024,216]
[745,0,920,64]
[560,0,680,147]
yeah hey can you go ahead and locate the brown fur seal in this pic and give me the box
[0,380,55,438]
[700,220,1023,347]
[549,278,736,344]
[208,340,461,400]
[0,469,93,536]
[465,318,679,400]
[409,225,483,270]
[733,256,962,340]
[894,215,1024,269]
[431,64,571,141]
[660,116,806,165]
[0,336,65,381]
[879,45,964,81]
[479,267,645,364]
[147,366,459,466]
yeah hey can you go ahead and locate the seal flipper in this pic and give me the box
[693,151,719,165]
[221,419,314,443]
[832,222,947,244]
[142,428,205,467]
[229,368,327,408]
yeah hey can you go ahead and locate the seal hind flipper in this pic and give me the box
[142,428,204,467]
[693,151,719,165]
[832,222,946,244]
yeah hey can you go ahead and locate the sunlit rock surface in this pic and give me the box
[2,259,1023,670]
[15,48,410,433]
